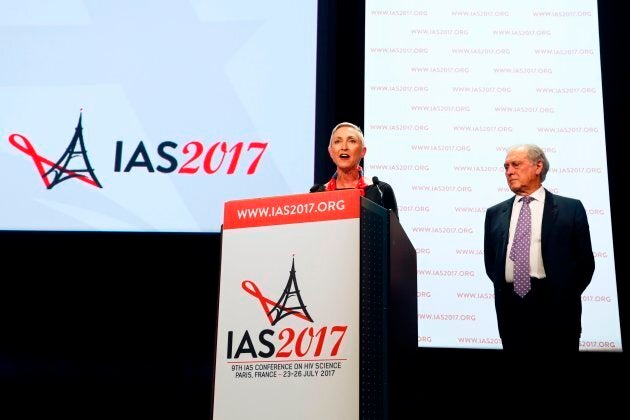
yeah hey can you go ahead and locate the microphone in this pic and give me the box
[310,183,323,193]
[372,176,383,199]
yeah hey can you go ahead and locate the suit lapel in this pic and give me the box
[499,198,514,264]
[541,189,557,256]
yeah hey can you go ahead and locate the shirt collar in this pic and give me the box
[513,186,545,207]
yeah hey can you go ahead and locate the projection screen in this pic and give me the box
[0,1,317,233]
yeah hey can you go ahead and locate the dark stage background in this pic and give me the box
[1,1,625,418]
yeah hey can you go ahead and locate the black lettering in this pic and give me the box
[156,141,178,173]
[124,141,154,172]
[114,141,123,172]
[234,330,257,359]
[257,329,275,357]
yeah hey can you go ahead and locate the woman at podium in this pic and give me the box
[310,122,398,218]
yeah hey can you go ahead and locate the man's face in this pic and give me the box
[504,148,542,195]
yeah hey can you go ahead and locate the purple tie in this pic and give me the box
[510,196,534,297]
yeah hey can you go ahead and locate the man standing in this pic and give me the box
[484,144,595,351]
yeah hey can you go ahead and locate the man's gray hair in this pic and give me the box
[507,144,550,182]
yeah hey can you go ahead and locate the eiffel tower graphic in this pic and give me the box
[268,256,314,326]
[44,112,102,189]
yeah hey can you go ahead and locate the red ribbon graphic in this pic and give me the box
[9,133,99,188]
[241,280,312,324]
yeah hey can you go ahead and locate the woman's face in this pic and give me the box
[328,126,366,171]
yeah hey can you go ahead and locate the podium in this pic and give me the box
[212,189,416,420]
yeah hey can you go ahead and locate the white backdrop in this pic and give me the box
[364,0,621,351]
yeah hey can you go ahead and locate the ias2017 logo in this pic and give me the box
[9,112,102,190]
[9,111,270,189]
[226,256,349,360]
